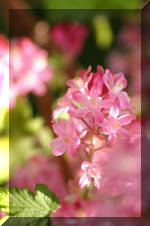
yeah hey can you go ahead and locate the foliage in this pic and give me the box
[0,184,60,217]
[0,187,9,214]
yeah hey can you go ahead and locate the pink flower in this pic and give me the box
[102,69,134,112]
[107,23,141,95]
[50,22,88,59]
[0,211,7,218]
[50,119,80,158]
[10,37,53,108]
[0,34,9,108]
[79,161,101,190]
[72,91,111,125]
[71,66,113,124]
[103,69,127,96]
[118,24,141,49]
[9,155,68,200]
[106,51,127,73]
[51,65,134,157]
[101,107,134,144]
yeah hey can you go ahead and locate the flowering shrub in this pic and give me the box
[50,65,135,191]
[9,37,53,108]
[0,11,142,220]
[8,64,140,217]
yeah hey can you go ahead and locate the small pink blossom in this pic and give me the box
[103,69,127,95]
[101,107,134,144]
[79,161,101,190]
[72,91,111,125]
[50,119,80,158]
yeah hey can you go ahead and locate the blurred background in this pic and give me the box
[0,0,149,220]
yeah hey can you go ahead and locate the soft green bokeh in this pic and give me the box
[43,0,141,9]
[93,15,113,49]
[9,98,54,174]
[0,137,9,183]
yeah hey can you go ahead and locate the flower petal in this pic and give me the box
[103,69,114,90]
[94,178,101,190]
[81,161,90,170]
[118,114,133,126]
[50,138,66,156]
[67,146,78,158]
[79,172,90,188]
[94,109,104,125]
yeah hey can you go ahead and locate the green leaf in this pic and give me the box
[0,216,9,226]
[0,187,9,214]
[9,184,60,217]
[3,217,51,226]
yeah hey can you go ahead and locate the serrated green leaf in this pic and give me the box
[0,216,9,226]
[0,187,9,214]
[3,217,51,226]
[9,184,60,217]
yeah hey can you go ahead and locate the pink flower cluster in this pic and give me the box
[0,34,9,108]
[50,65,135,190]
[10,37,53,108]
[50,22,88,59]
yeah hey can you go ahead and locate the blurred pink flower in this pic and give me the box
[9,155,68,200]
[107,23,141,95]
[50,21,88,59]
[0,34,9,108]
[0,211,6,218]
[10,37,53,108]
[118,23,141,49]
